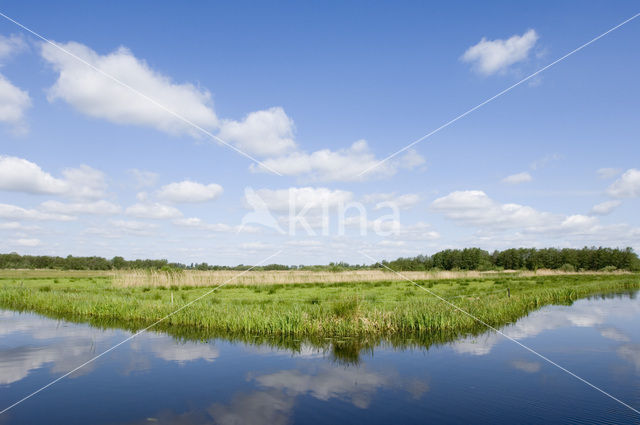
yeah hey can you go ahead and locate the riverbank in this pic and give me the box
[0,272,638,339]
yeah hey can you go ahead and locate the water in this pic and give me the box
[1,293,640,424]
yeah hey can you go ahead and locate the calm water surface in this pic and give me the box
[1,293,640,424]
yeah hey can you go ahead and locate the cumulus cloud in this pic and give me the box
[10,238,41,247]
[461,29,539,75]
[60,165,108,199]
[252,140,424,182]
[0,74,31,132]
[0,155,68,194]
[125,202,182,219]
[156,180,223,203]
[0,221,35,230]
[607,169,640,198]
[430,190,640,247]
[0,34,30,133]
[39,200,121,215]
[219,107,296,156]
[590,200,621,216]
[0,156,107,199]
[41,41,218,136]
[502,171,532,184]
[0,34,27,60]
[430,190,605,236]
[431,190,551,229]
[0,203,75,221]
[248,187,353,213]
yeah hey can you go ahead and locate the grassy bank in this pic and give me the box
[1,272,638,341]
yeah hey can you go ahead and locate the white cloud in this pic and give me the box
[0,34,27,60]
[361,192,421,210]
[597,167,621,179]
[607,169,640,198]
[11,238,41,247]
[0,203,75,221]
[252,140,424,182]
[128,169,158,188]
[0,34,30,133]
[0,156,107,199]
[249,187,353,213]
[60,165,108,199]
[590,200,621,216]
[559,214,598,231]
[0,221,24,230]
[41,41,218,136]
[431,190,551,229]
[0,74,30,132]
[399,148,426,169]
[219,107,296,156]
[361,193,393,204]
[173,217,256,233]
[125,202,182,219]
[0,155,68,194]
[241,241,274,250]
[156,180,223,203]
[391,221,440,241]
[502,171,532,184]
[430,190,640,248]
[109,219,157,236]
[461,29,539,75]
[39,200,121,215]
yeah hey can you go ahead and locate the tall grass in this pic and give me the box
[111,268,630,288]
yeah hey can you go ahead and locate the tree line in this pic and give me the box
[0,247,638,271]
[379,247,640,272]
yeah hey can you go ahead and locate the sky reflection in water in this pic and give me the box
[1,293,640,424]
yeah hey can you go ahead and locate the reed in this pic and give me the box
[111,269,629,288]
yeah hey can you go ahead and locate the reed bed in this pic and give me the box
[111,269,628,288]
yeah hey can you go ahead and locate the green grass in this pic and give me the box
[0,274,638,345]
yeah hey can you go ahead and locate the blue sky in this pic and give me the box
[0,1,639,265]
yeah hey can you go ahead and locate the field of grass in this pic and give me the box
[0,271,638,347]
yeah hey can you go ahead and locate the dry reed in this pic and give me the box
[111,268,629,288]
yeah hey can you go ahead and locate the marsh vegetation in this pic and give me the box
[0,271,637,343]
